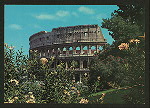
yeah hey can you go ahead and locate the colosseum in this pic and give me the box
[29,24,107,83]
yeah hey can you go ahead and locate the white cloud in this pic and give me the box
[72,12,78,17]
[78,6,95,14]
[9,24,22,30]
[56,10,69,17]
[35,14,56,20]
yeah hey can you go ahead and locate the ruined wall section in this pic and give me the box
[29,25,106,49]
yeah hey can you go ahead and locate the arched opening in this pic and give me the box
[51,49,55,55]
[76,46,81,54]
[83,60,88,68]
[75,73,80,82]
[62,47,66,54]
[57,48,61,55]
[83,46,88,54]
[69,46,73,54]
[99,46,103,50]
[76,60,80,68]
[91,46,96,54]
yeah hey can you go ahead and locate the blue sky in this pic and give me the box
[4,5,119,55]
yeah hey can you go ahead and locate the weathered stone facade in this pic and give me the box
[29,24,107,83]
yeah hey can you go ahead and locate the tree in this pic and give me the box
[88,4,145,104]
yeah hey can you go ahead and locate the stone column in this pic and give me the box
[66,47,69,56]
[88,45,91,55]
[79,73,82,83]
[42,50,45,56]
[60,47,63,55]
[50,49,52,57]
[80,60,83,69]
[39,51,41,57]
[96,45,99,53]
[73,46,76,55]
[87,57,90,68]
[80,45,83,54]
[65,61,68,69]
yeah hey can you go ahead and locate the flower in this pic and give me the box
[8,46,15,50]
[28,92,33,95]
[10,79,19,85]
[13,97,18,100]
[4,43,8,47]
[40,58,48,65]
[71,87,76,90]
[79,98,89,104]
[26,99,35,103]
[134,39,140,43]
[118,43,129,50]
[129,39,135,43]
[8,99,15,103]
[72,79,75,82]
[25,92,36,103]
[100,93,106,100]
[64,90,68,94]
[97,76,101,80]
[34,50,38,52]
[50,56,55,61]
[67,92,70,96]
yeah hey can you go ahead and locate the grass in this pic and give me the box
[83,87,135,104]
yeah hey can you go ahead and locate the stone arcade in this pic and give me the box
[29,24,107,83]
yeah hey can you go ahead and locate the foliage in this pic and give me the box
[88,4,145,104]
[4,44,81,103]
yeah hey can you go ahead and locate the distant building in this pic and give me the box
[29,24,107,83]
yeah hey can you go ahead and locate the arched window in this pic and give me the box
[76,46,80,50]
[63,47,66,51]
[76,46,81,54]
[91,46,96,50]
[91,46,96,54]
[69,47,73,50]
[99,46,103,50]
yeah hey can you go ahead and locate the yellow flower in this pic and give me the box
[30,95,35,100]
[26,99,35,103]
[4,102,9,103]
[13,97,18,100]
[57,65,63,68]
[129,39,135,43]
[50,56,55,61]
[100,93,106,100]
[67,92,70,96]
[64,90,68,95]
[118,43,129,50]
[40,58,48,65]
[28,92,33,95]
[134,39,140,43]
[79,98,89,104]
[8,99,15,103]
[10,79,19,85]
[71,87,76,90]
